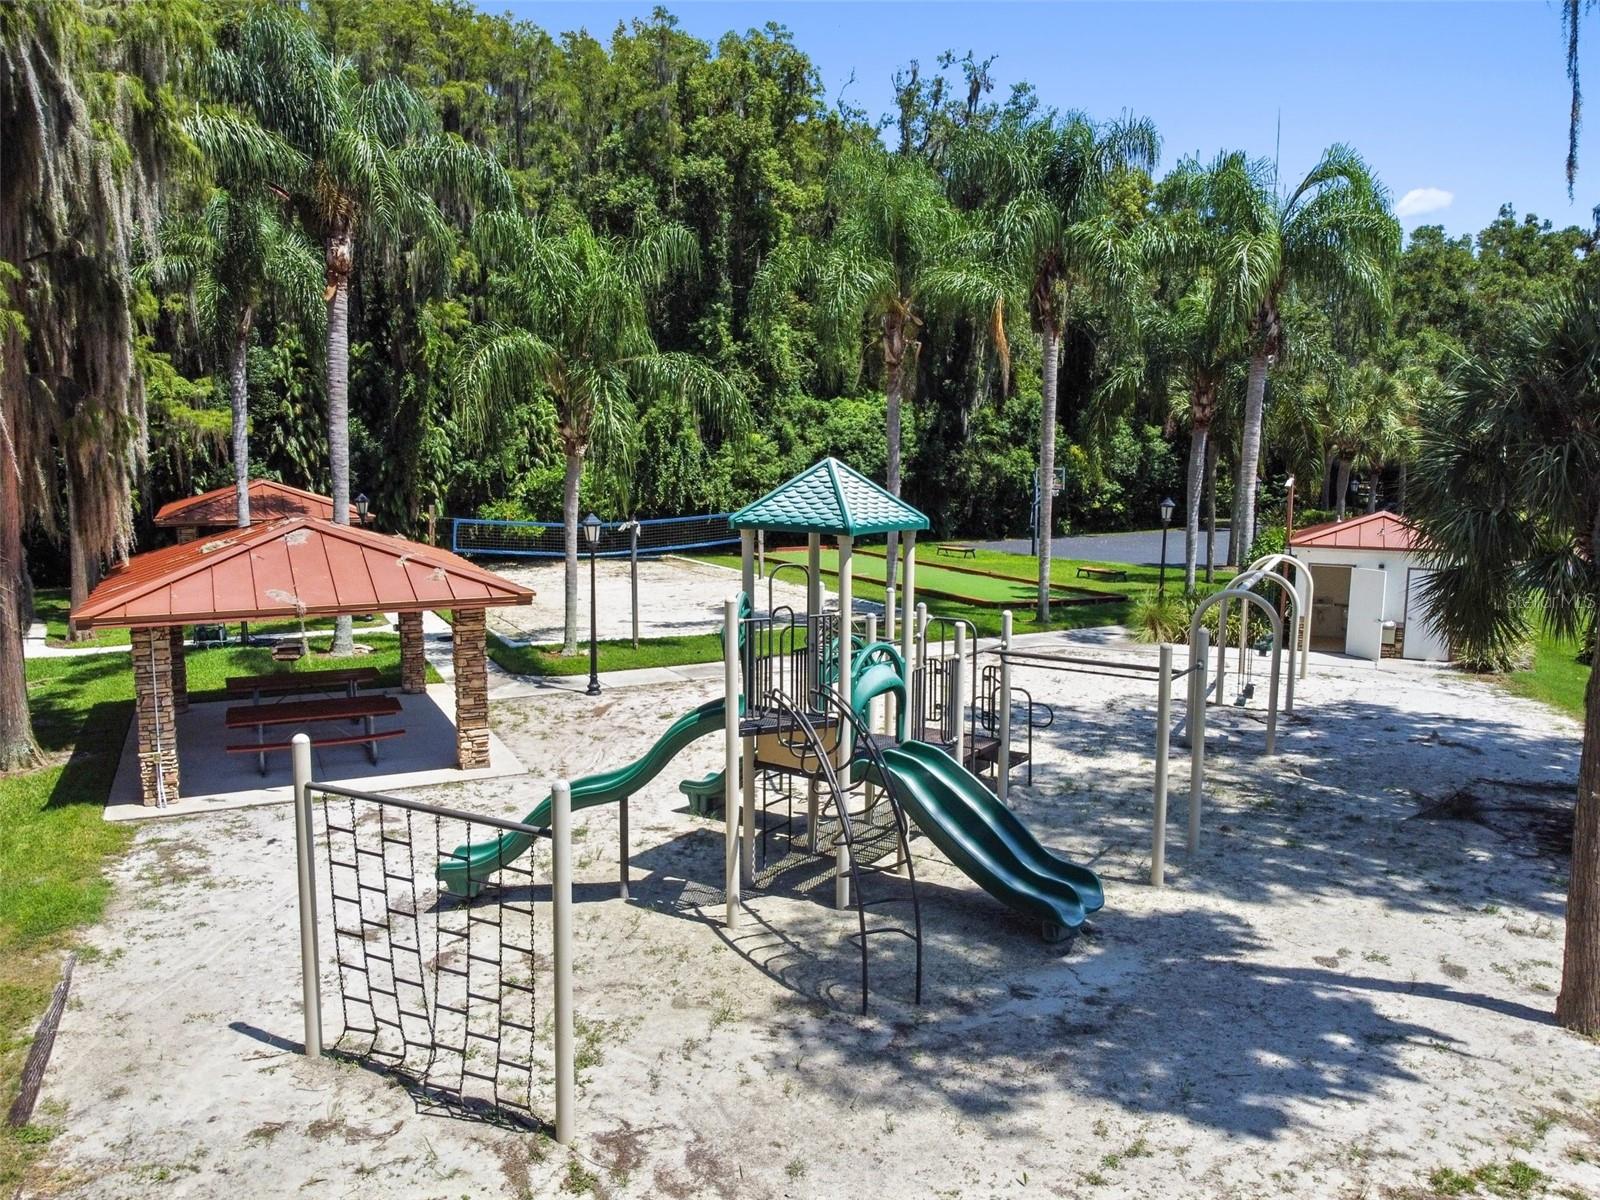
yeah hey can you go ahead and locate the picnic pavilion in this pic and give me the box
[153,478,374,542]
[70,517,532,806]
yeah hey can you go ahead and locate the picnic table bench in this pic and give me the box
[225,695,404,775]
[1075,566,1129,582]
[226,667,382,704]
[935,542,977,559]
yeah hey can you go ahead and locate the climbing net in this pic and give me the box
[314,784,548,1129]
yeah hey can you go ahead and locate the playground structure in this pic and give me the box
[288,458,1314,1140]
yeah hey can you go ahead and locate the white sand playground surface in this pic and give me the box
[22,597,1600,1197]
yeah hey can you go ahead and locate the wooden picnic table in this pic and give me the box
[935,542,978,559]
[1075,566,1129,582]
[224,694,404,775]
[226,667,382,704]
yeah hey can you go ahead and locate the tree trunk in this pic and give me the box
[0,416,38,770]
[1233,348,1270,566]
[1036,321,1061,622]
[1183,421,1208,595]
[326,232,355,656]
[1334,458,1352,520]
[561,445,582,656]
[65,471,96,641]
[1396,462,1408,514]
[1366,470,1380,514]
[1204,434,1219,584]
[230,314,251,527]
[1556,613,1600,1033]
[1320,449,1333,508]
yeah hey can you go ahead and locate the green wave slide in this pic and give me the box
[436,698,728,897]
[877,741,1104,942]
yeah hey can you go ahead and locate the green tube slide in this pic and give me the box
[437,697,728,897]
[878,741,1103,941]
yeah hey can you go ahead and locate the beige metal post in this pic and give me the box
[806,534,822,616]
[291,733,322,1059]
[952,623,967,767]
[837,536,854,715]
[722,598,741,928]
[997,610,1013,803]
[1151,644,1173,887]
[900,534,917,675]
[1189,628,1209,853]
[552,778,575,1145]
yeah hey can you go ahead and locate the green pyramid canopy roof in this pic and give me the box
[731,458,930,537]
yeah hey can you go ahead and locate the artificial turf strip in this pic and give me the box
[767,547,1110,608]
[844,545,1122,601]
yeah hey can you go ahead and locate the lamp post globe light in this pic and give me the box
[582,513,603,696]
[1158,497,1175,599]
[354,492,370,524]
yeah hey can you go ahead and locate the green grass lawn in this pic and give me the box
[31,589,129,649]
[0,633,432,1184]
[1504,629,1592,721]
[766,545,1115,607]
[486,631,723,676]
[711,546,1234,639]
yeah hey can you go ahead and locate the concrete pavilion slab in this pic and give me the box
[103,683,525,821]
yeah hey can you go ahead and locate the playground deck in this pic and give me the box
[29,642,1595,1200]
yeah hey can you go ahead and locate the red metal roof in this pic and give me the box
[1289,511,1425,552]
[152,479,372,528]
[72,517,533,629]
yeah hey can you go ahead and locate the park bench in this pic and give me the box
[1075,566,1128,582]
[935,543,977,559]
[226,667,382,704]
[225,694,404,775]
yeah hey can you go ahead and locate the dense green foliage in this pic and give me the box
[6,0,1595,576]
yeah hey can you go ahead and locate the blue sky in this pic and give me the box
[500,1,1588,243]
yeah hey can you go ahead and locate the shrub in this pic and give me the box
[1130,590,1189,644]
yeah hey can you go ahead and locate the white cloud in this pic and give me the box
[1395,187,1454,218]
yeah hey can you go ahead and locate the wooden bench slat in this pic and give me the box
[224,696,402,729]
[226,729,406,754]
[226,667,382,694]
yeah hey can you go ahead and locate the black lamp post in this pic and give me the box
[1158,496,1176,599]
[582,512,603,696]
[354,492,369,525]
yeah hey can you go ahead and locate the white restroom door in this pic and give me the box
[1402,569,1451,661]
[1344,568,1387,660]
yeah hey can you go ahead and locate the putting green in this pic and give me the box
[766,547,1116,608]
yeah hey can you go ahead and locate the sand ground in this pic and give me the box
[482,556,838,646]
[21,626,1600,1199]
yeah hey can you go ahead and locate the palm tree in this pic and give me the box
[139,189,322,526]
[1411,278,1600,1032]
[800,144,1011,611]
[956,113,1160,620]
[454,212,745,654]
[1141,281,1236,593]
[1144,152,1265,592]
[1209,146,1400,563]
[199,4,509,651]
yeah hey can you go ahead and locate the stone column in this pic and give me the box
[452,607,490,769]
[169,626,188,713]
[131,626,180,805]
[398,612,427,694]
